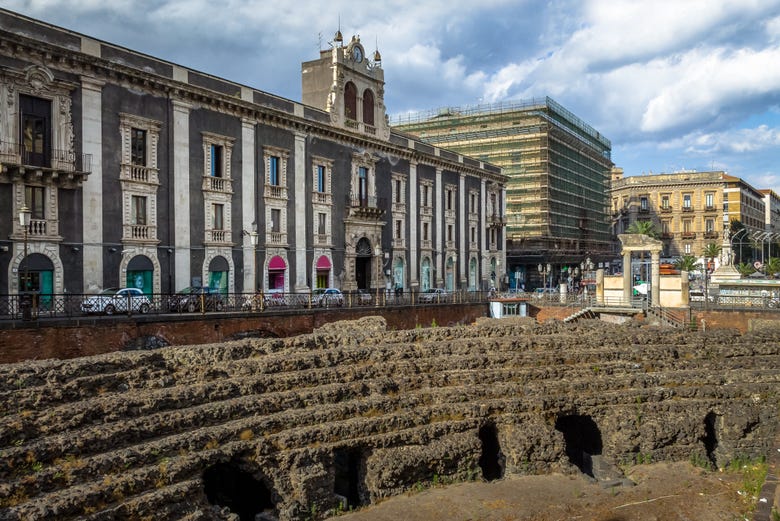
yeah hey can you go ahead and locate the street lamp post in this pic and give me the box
[731,228,748,265]
[537,263,551,292]
[19,205,32,320]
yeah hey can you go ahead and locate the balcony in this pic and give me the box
[660,206,672,213]
[392,238,405,249]
[682,206,693,212]
[202,176,233,193]
[420,239,432,250]
[391,201,406,214]
[661,232,674,239]
[1,140,91,186]
[14,219,59,240]
[264,184,287,199]
[704,231,718,239]
[206,229,231,244]
[638,207,650,213]
[123,224,157,243]
[704,205,716,212]
[469,241,479,251]
[420,205,433,217]
[315,233,330,246]
[346,194,386,220]
[489,213,506,228]
[445,209,456,220]
[312,192,331,205]
[681,231,696,239]
[266,231,286,245]
[120,164,159,185]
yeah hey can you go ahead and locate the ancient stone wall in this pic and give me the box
[0,317,778,520]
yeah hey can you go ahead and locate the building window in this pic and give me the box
[362,89,374,126]
[210,144,223,177]
[317,165,326,193]
[395,179,402,203]
[470,193,477,213]
[317,212,326,235]
[684,243,691,254]
[471,227,475,243]
[131,129,146,166]
[269,156,280,186]
[131,196,147,226]
[661,195,670,209]
[422,185,429,207]
[447,224,453,242]
[662,220,671,234]
[683,194,692,209]
[640,196,648,211]
[705,219,714,233]
[705,192,714,209]
[395,220,402,239]
[344,81,357,120]
[423,222,429,241]
[213,203,224,230]
[446,189,453,211]
[25,185,45,220]
[358,166,368,205]
[683,219,692,233]
[270,209,281,233]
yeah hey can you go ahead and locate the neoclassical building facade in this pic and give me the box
[0,11,506,298]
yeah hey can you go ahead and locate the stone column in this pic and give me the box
[622,250,632,305]
[651,250,661,307]
[80,77,104,293]
[434,167,443,287]
[241,118,256,293]
[595,268,604,305]
[409,161,418,289]
[480,178,487,287]
[458,173,466,285]
[293,131,309,293]
[172,99,191,291]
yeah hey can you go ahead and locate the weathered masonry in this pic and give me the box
[0,317,778,520]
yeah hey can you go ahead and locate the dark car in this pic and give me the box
[169,287,224,312]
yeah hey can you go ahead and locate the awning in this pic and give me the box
[316,255,331,270]
[268,255,286,270]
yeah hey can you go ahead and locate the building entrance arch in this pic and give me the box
[618,234,663,307]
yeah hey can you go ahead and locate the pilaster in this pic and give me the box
[80,76,104,292]
[172,99,191,290]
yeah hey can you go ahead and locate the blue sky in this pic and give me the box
[6,0,780,192]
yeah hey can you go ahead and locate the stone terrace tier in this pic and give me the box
[0,317,778,520]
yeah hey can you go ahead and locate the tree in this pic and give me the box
[702,243,722,272]
[765,257,780,278]
[736,262,755,277]
[674,254,699,273]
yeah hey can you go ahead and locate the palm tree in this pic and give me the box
[765,257,780,278]
[736,262,755,277]
[702,243,722,273]
[626,220,659,238]
[674,254,699,273]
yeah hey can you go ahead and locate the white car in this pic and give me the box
[312,288,344,307]
[418,288,449,303]
[81,288,152,315]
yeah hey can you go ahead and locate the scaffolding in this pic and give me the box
[393,97,614,261]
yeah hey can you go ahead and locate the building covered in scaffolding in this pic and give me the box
[393,97,613,291]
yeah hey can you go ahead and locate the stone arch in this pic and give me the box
[119,248,161,295]
[264,252,288,292]
[202,249,235,294]
[344,81,357,120]
[478,422,504,481]
[9,242,64,294]
[555,414,603,477]
[618,233,663,306]
[203,461,275,521]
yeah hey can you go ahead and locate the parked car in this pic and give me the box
[312,288,344,307]
[418,288,449,303]
[169,286,224,312]
[81,287,151,315]
[353,289,373,305]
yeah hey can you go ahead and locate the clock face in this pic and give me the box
[352,46,363,63]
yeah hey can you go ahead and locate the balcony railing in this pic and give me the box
[660,206,672,213]
[346,194,386,219]
[315,233,330,245]
[264,185,287,199]
[420,205,433,217]
[392,201,406,213]
[661,232,674,239]
[681,231,696,239]
[207,229,230,243]
[313,192,331,205]
[267,231,285,244]
[121,164,160,185]
[0,140,92,174]
[682,206,693,212]
[202,176,233,193]
[124,224,156,241]
[392,238,405,249]
[704,231,718,239]
[420,239,432,250]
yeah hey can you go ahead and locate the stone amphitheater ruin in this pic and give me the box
[0,316,778,521]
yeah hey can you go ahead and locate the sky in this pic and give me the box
[5,0,780,193]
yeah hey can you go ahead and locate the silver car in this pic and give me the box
[81,287,152,315]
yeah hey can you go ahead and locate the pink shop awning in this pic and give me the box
[268,256,286,270]
[316,255,331,270]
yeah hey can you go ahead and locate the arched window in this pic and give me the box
[344,82,357,121]
[362,89,374,126]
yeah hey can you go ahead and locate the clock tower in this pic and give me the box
[302,33,389,140]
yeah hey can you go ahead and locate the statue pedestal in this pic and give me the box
[710,264,741,284]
